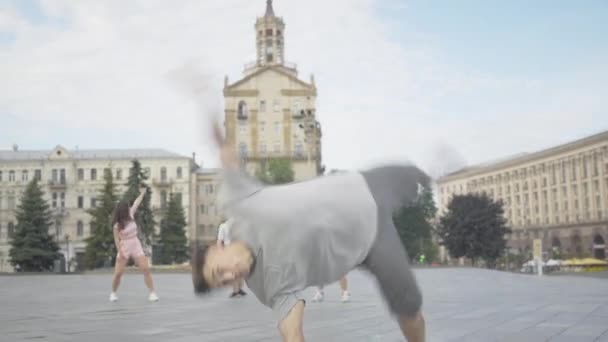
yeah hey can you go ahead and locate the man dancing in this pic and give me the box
[192,122,427,342]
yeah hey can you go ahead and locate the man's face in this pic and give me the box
[202,244,251,288]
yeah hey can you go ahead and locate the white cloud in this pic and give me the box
[0,0,606,176]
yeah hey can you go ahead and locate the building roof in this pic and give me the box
[265,0,275,17]
[439,129,608,182]
[0,147,189,162]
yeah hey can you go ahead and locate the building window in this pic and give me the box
[583,182,588,195]
[103,168,110,179]
[260,143,267,154]
[572,184,578,195]
[78,196,84,209]
[176,167,183,179]
[582,156,588,178]
[274,121,280,133]
[543,178,547,187]
[60,192,65,208]
[593,153,599,176]
[200,204,206,214]
[91,169,97,181]
[116,169,122,180]
[0,170,2,182]
[7,195,15,210]
[77,221,84,237]
[571,159,577,180]
[21,170,28,182]
[161,167,167,181]
[78,169,84,181]
[7,222,14,236]
[273,99,280,112]
[91,198,97,208]
[237,101,248,118]
[274,142,280,153]
[8,170,15,182]
[239,121,247,134]
[144,167,151,178]
[239,143,248,158]
[52,192,57,208]
[561,161,566,183]
[260,100,266,112]
[593,180,599,193]
[205,184,214,195]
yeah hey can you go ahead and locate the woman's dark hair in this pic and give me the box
[113,200,132,230]
[191,241,211,294]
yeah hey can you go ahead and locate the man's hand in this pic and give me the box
[139,186,147,195]
[278,300,305,342]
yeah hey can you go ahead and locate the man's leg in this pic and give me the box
[339,277,350,302]
[278,300,305,342]
[363,208,425,342]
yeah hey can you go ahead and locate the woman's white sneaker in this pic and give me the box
[148,292,160,302]
[109,292,118,302]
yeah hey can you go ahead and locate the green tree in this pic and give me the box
[393,186,438,263]
[438,193,511,267]
[9,179,61,271]
[84,168,119,269]
[256,158,294,184]
[123,160,155,246]
[157,194,189,264]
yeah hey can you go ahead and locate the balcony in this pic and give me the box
[237,112,248,121]
[48,179,67,189]
[51,208,69,218]
[152,178,174,187]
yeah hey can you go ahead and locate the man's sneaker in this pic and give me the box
[148,292,160,302]
[237,289,247,296]
[341,291,350,303]
[109,292,118,302]
[229,291,240,298]
[312,290,324,302]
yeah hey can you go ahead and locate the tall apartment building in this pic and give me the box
[0,145,194,272]
[437,131,608,260]
[223,0,323,181]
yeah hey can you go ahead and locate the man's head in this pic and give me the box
[192,240,254,294]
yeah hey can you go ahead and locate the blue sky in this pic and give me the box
[0,0,606,175]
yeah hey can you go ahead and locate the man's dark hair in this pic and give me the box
[191,241,211,295]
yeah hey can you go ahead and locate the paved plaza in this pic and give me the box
[1,268,607,342]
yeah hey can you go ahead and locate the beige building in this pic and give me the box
[437,131,608,260]
[0,145,194,272]
[191,168,223,244]
[223,0,323,180]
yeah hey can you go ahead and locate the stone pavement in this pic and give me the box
[1,268,607,342]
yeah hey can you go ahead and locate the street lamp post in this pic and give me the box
[64,234,70,273]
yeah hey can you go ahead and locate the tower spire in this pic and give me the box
[265,0,275,17]
[256,0,284,66]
